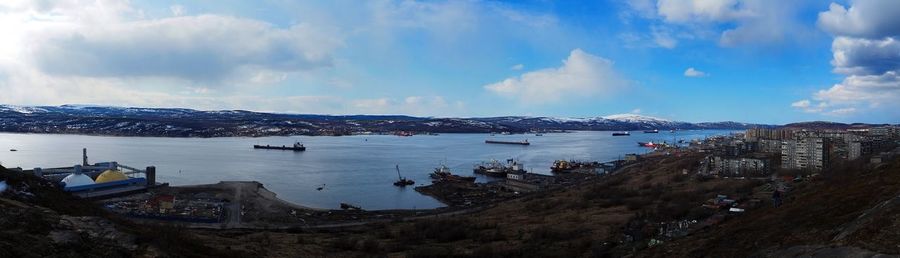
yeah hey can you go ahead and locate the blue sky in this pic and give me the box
[0,0,897,124]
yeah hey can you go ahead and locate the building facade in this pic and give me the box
[781,137,829,171]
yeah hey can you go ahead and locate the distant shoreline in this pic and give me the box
[0,128,746,139]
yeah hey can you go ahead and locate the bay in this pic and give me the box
[0,130,737,210]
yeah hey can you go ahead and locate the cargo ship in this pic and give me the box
[253,142,306,151]
[612,132,630,136]
[551,160,602,173]
[643,129,659,133]
[473,159,526,177]
[430,165,476,182]
[485,139,530,145]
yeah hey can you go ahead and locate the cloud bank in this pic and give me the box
[484,49,628,104]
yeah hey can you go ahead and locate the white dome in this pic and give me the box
[61,173,94,188]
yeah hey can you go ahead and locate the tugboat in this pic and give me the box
[612,131,630,136]
[393,165,415,187]
[253,142,306,151]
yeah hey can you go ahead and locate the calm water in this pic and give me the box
[0,130,736,210]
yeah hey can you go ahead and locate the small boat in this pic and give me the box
[253,142,306,151]
[316,184,325,191]
[535,133,543,136]
[485,139,530,145]
[9,149,16,152]
[393,165,415,187]
[612,132,630,136]
[638,141,660,147]
[643,129,659,133]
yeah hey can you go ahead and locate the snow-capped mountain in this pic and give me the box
[0,104,767,137]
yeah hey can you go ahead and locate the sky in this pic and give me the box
[0,0,897,124]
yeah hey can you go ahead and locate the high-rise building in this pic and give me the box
[745,128,795,140]
[781,137,829,171]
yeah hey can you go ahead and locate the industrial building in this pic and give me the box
[22,148,160,198]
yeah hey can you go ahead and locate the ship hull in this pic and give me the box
[253,145,306,151]
[484,140,530,145]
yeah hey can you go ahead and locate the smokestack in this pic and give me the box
[82,148,88,166]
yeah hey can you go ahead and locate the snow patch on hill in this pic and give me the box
[602,114,670,123]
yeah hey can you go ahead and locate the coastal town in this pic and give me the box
[3,124,898,234]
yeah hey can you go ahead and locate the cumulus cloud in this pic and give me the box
[795,1,900,118]
[484,49,628,104]
[656,0,753,23]
[830,36,900,76]
[683,67,707,77]
[30,15,341,82]
[624,0,808,47]
[818,1,900,39]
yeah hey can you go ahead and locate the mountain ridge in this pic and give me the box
[0,104,769,137]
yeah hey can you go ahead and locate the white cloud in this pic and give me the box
[830,36,900,76]
[796,1,900,118]
[656,0,752,23]
[818,1,900,39]
[652,27,678,48]
[631,108,642,114]
[683,67,707,77]
[484,49,628,104]
[170,5,185,16]
[30,15,342,83]
[510,64,524,70]
[0,0,565,116]
[351,96,460,116]
[625,0,809,47]
[791,99,811,109]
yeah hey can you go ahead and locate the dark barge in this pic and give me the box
[253,142,306,151]
[485,139,530,145]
